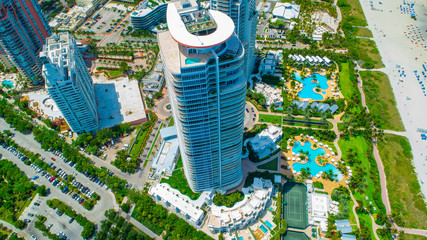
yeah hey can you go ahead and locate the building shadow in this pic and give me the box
[94,83,124,129]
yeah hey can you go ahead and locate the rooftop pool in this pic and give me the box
[293,72,328,100]
[292,141,343,181]
[259,224,269,234]
[185,58,201,65]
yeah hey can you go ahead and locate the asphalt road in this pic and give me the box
[244,102,257,130]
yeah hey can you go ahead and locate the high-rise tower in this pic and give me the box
[40,33,99,134]
[159,0,246,192]
[211,0,257,77]
[0,0,51,79]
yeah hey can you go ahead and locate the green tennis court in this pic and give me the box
[281,231,309,240]
[282,182,308,229]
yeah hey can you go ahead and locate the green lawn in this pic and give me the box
[129,126,150,157]
[175,155,183,169]
[400,234,427,240]
[259,114,282,124]
[339,62,358,99]
[108,70,124,77]
[338,0,368,26]
[356,38,384,69]
[356,27,373,38]
[168,118,175,127]
[161,169,201,200]
[359,71,404,131]
[259,114,331,129]
[377,134,427,229]
[146,123,163,159]
[257,157,278,171]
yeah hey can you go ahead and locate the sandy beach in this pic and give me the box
[358,0,427,197]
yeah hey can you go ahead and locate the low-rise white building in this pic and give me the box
[149,183,214,226]
[143,63,164,92]
[246,125,282,159]
[272,3,300,20]
[254,82,283,107]
[260,51,279,76]
[49,5,93,31]
[207,178,273,233]
[311,193,330,232]
[151,127,179,177]
[288,54,332,66]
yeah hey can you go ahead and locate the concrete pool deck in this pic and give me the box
[280,136,349,193]
[284,68,343,103]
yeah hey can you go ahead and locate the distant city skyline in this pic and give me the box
[0,0,51,80]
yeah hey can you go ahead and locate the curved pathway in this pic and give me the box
[347,186,361,229]
[356,63,427,237]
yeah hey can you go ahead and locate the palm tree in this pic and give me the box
[304,108,310,122]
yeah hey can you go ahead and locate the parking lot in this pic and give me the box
[0,128,117,224]
[20,194,83,240]
[40,198,83,240]
[80,5,126,34]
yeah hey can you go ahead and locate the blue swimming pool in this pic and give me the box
[238,237,243,240]
[292,141,343,181]
[293,72,328,100]
[265,220,274,228]
[2,80,13,88]
[185,58,200,65]
[260,225,269,233]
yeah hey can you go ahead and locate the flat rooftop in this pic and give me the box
[158,31,211,74]
[167,2,234,48]
[93,76,146,128]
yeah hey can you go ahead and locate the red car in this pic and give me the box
[51,157,55,161]
[49,177,55,182]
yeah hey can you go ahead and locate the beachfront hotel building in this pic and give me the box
[0,0,51,80]
[159,0,246,192]
[210,0,257,77]
[40,33,99,134]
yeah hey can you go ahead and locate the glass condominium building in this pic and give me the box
[40,33,99,134]
[210,0,257,77]
[0,0,51,79]
[158,0,245,192]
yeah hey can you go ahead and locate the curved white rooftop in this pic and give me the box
[167,3,235,48]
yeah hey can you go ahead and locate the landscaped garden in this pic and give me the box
[129,189,212,239]
[0,160,36,229]
[257,157,279,171]
[160,169,201,200]
[213,190,245,208]
[94,209,153,240]
[359,71,404,131]
[338,136,387,236]
[377,134,427,229]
